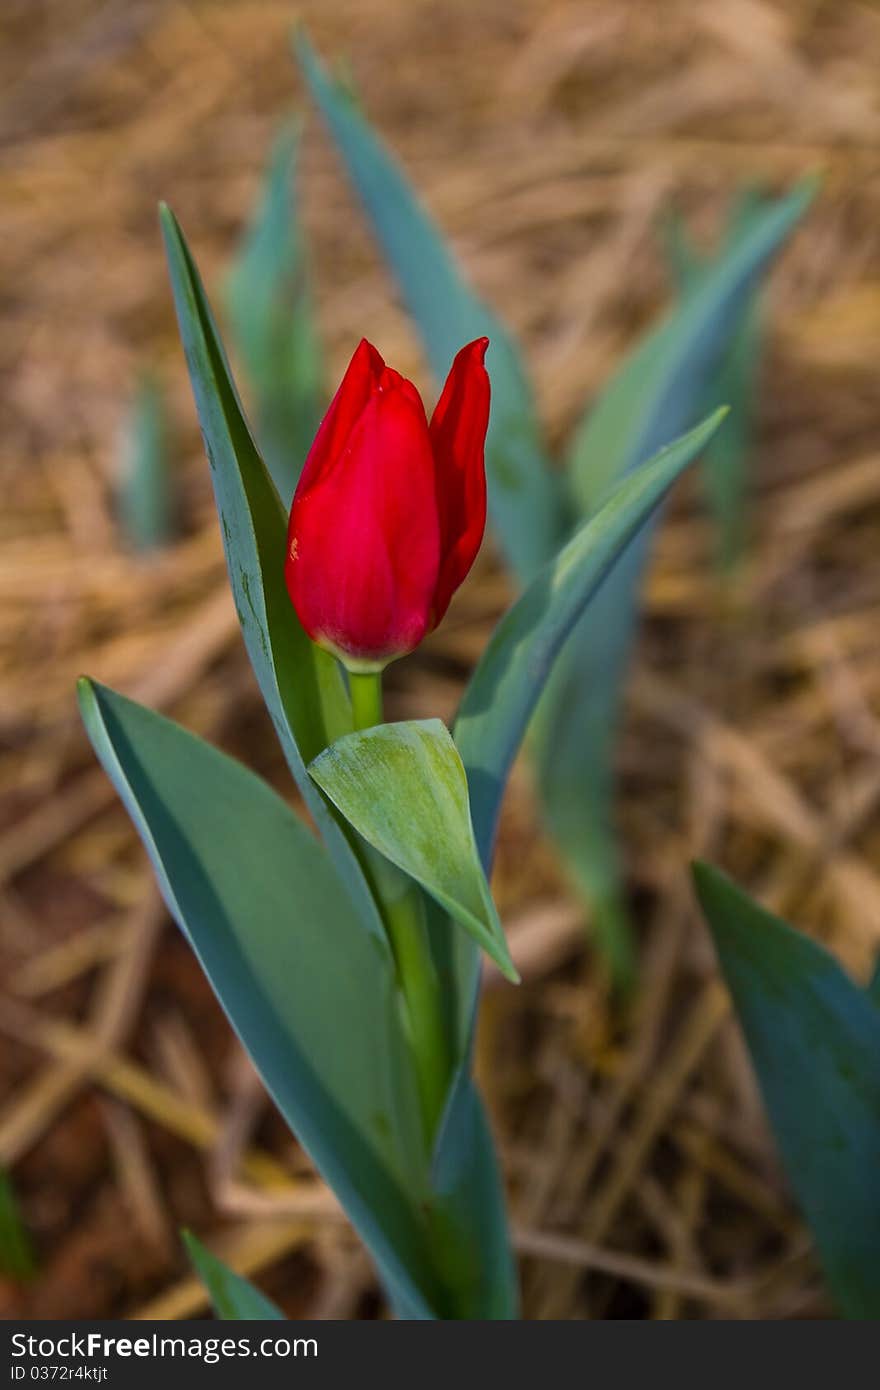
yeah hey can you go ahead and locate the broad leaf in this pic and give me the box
[437,414,725,1047]
[296,33,562,584]
[457,410,726,870]
[309,720,517,982]
[78,678,441,1320]
[160,206,383,943]
[429,1070,518,1319]
[226,120,324,508]
[183,1231,285,1320]
[693,862,880,1320]
[534,183,814,983]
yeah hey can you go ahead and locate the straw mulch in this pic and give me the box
[2,0,879,1318]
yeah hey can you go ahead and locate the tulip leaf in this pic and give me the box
[160,206,384,943]
[309,719,518,983]
[663,189,769,575]
[533,182,814,985]
[693,863,880,1320]
[869,956,880,1009]
[429,1070,518,1319]
[296,32,562,584]
[226,120,324,509]
[117,372,174,554]
[183,1231,286,1320]
[567,183,814,516]
[431,413,723,1049]
[78,678,441,1320]
[457,409,727,871]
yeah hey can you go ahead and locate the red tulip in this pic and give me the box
[285,337,490,670]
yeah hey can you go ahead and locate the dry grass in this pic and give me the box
[1,0,879,1318]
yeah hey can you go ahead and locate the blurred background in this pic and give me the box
[2,0,880,1319]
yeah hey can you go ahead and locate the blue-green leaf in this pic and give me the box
[693,862,880,1320]
[663,190,770,574]
[309,720,518,982]
[226,120,324,508]
[457,410,726,870]
[429,1071,518,1319]
[78,678,439,1320]
[160,205,383,943]
[183,1231,286,1319]
[869,956,880,1009]
[117,372,174,554]
[568,183,814,514]
[296,33,562,584]
[440,413,724,1042]
[534,183,814,984]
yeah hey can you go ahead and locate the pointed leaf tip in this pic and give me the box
[183,1230,285,1321]
[309,719,518,982]
[693,859,880,1319]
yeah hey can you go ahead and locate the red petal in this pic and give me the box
[428,337,490,627]
[294,338,385,499]
[286,372,440,665]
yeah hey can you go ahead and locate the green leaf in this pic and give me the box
[457,410,726,871]
[117,372,174,553]
[309,720,518,983]
[226,120,324,508]
[568,183,814,514]
[295,32,562,584]
[0,1170,36,1282]
[429,1071,518,1319]
[183,1231,286,1319]
[160,205,383,943]
[869,956,880,1009]
[534,183,814,984]
[693,862,880,1320]
[78,678,442,1320]
[663,191,770,574]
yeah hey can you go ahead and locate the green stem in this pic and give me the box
[349,670,384,731]
[346,665,451,1140]
[382,877,451,1139]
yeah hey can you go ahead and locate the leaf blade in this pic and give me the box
[226,120,324,508]
[457,409,727,870]
[78,677,440,1320]
[183,1232,286,1320]
[693,862,880,1320]
[535,183,814,979]
[160,204,383,943]
[309,720,518,982]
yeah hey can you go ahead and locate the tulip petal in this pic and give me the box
[287,378,441,666]
[296,338,385,497]
[428,338,490,626]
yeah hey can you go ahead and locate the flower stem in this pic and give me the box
[346,666,451,1141]
[381,877,451,1139]
[348,670,384,731]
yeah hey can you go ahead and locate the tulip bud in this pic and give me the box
[285,337,490,670]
